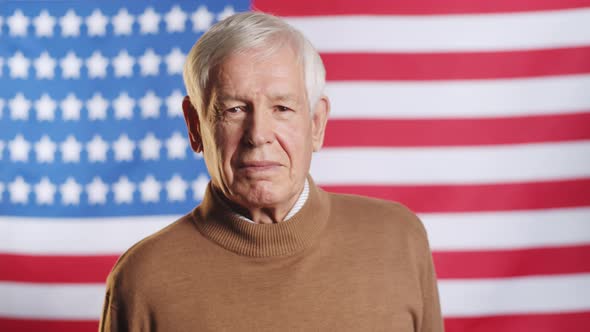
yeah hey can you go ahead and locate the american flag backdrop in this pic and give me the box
[1,0,590,331]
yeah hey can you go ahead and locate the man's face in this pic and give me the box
[185,46,329,213]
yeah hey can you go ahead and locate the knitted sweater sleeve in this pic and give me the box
[421,245,444,331]
[98,291,118,332]
[99,279,153,331]
[98,244,154,332]
[415,216,445,332]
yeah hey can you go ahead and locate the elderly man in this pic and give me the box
[100,12,443,332]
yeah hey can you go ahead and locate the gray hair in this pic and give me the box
[182,12,326,115]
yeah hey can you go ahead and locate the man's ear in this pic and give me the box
[311,96,330,152]
[182,96,203,153]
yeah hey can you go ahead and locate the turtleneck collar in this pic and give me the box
[191,176,331,257]
[231,179,310,224]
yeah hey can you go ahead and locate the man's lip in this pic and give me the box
[238,161,281,168]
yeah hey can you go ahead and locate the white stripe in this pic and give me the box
[0,282,104,319]
[1,208,588,255]
[421,207,590,250]
[325,75,590,119]
[311,141,590,185]
[440,273,590,317]
[0,216,174,254]
[286,8,590,52]
[2,274,589,319]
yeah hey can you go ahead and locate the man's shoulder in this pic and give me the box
[325,190,427,239]
[107,213,196,286]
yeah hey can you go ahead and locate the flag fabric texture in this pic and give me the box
[1,1,590,331]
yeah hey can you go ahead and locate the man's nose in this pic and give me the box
[244,108,274,146]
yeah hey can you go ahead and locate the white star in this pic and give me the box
[7,10,29,37]
[35,135,56,163]
[139,91,161,118]
[35,93,57,121]
[166,174,187,202]
[166,131,187,160]
[61,93,82,120]
[86,135,108,162]
[113,176,135,204]
[60,10,82,37]
[34,51,56,79]
[138,7,160,35]
[166,90,184,117]
[139,132,161,160]
[35,177,56,205]
[113,92,135,119]
[138,48,160,76]
[165,48,185,75]
[192,174,210,200]
[86,51,108,78]
[191,6,213,32]
[113,134,135,161]
[9,177,30,204]
[0,58,3,77]
[60,51,82,79]
[8,134,31,162]
[60,177,82,205]
[0,99,4,118]
[86,93,109,120]
[139,175,161,203]
[8,51,30,79]
[217,6,235,21]
[112,8,134,36]
[112,49,135,77]
[164,5,187,32]
[86,177,108,205]
[0,182,3,201]
[86,9,108,36]
[9,93,31,120]
[33,10,56,37]
[60,135,82,163]
[0,140,4,157]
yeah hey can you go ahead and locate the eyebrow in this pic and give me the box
[216,93,298,105]
[269,94,297,104]
[216,95,242,103]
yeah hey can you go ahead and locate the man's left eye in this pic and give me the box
[276,106,291,112]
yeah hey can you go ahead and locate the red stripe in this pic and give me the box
[254,0,590,15]
[5,245,588,284]
[434,245,590,279]
[321,178,590,213]
[322,47,590,81]
[324,112,590,147]
[445,311,590,332]
[0,318,97,332]
[0,253,117,283]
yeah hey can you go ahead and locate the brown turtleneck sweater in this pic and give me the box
[99,178,444,331]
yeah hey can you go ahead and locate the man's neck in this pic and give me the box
[220,179,309,224]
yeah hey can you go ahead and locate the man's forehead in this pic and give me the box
[218,46,301,76]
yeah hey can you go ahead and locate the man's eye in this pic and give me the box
[226,106,245,113]
[276,105,291,112]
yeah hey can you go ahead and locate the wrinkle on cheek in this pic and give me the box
[214,121,242,192]
[277,119,310,180]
